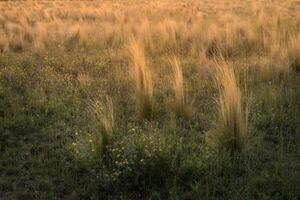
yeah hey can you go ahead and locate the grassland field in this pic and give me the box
[0,0,300,199]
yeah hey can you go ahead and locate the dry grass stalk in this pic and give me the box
[212,58,247,152]
[169,55,186,116]
[288,34,300,72]
[128,38,154,120]
[90,95,115,152]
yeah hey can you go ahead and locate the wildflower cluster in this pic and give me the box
[106,142,133,181]
[71,130,103,159]
[104,131,169,183]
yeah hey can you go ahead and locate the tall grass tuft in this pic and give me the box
[211,58,247,152]
[288,34,300,72]
[33,23,48,53]
[90,95,115,156]
[6,22,25,52]
[0,31,8,52]
[169,55,186,117]
[128,38,154,120]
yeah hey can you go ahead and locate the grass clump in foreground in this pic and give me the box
[169,55,189,118]
[90,95,115,155]
[128,38,154,120]
[71,95,115,159]
[207,58,248,152]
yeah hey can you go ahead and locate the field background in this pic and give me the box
[0,0,300,199]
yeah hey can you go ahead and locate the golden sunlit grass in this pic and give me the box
[210,58,248,152]
[90,95,115,155]
[128,38,154,120]
[33,23,48,53]
[65,24,88,49]
[0,0,297,68]
[169,55,186,117]
[0,31,8,52]
[288,34,300,72]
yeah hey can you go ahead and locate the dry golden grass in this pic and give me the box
[0,31,8,52]
[65,24,89,49]
[169,55,186,116]
[0,0,297,59]
[90,95,115,148]
[288,34,300,72]
[128,38,154,120]
[211,58,247,152]
[33,23,48,53]
[77,73,93,87]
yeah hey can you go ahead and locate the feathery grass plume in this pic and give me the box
[198,49,212,79]
[268,39,290,76]
[77,73,93,87]
[0,31,8,52]
[5,22,25,52]
[65,24,88,49]
[128,37,154,120]
[211,58,247,152]
[139,18,154,53]
[90,95,115,156]
[288,34,300,72]
[18,14,33,43]
[169,55,186,117]
[33,23,48,53]
[221,24,236,57]
[0,14,4,25]
[157,19,178,51]
[205,23,220,57]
